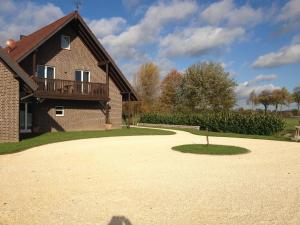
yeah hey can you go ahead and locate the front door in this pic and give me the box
[20,103,32,133]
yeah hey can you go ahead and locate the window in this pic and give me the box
[37,65,55,79]
[55,106,64,117]
[61,35,70,49]
[75,70,90,82]
[75,70,90,93]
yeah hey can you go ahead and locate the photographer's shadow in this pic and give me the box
[108,216,133,225]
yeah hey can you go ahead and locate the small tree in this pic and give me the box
[257,90,274,114]
[293,86,300,115]
[159,69,183,113]
[247,90,258,110]
[134,62,160,113]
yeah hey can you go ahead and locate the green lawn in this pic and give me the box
[0,127,175,155]
[179,128,291,141]
[140,118,300,142]
[172,144,250,155]
[284,117,300,132]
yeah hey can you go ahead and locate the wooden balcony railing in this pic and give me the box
[33,77,108,101]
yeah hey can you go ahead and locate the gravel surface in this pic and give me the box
[0,128,299,225]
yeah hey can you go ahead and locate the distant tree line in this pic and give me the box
[248,87,300,114]
[133,62,236,113]
[128,61,300,117]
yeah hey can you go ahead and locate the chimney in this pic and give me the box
[20,35,26,40]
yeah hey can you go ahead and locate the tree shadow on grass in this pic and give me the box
[108,216,133,225]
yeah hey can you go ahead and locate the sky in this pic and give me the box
[0,0,299,108]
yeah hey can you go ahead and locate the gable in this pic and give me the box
[6,11,138,101]
[20,24,107,84]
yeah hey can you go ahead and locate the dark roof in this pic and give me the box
[6,11,138,101]
[0,50,37,91]
[6,12,76,62]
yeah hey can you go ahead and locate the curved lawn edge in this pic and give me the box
[172,144,250,155]
[0,127,175,155]
[138,125,292,142]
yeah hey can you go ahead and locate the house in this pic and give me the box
[0,11,137,143]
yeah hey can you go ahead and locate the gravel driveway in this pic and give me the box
[0,128,299,225]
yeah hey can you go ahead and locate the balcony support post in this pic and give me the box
[105,62,109,99]
[105,62,110,123]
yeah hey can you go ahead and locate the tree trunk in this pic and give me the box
[264,105,268,114]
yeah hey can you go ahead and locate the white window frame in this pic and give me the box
[75,70,91,92]
[61,35,70,50]
[37,65,56,79]
[55,106,64,117]
[20,103,32,133]
[37,65,56,89]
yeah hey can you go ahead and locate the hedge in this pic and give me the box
[139,112,285,135]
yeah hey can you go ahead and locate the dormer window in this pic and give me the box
[61,35,70,49]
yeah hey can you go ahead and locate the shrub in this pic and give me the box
[139,112,285,135]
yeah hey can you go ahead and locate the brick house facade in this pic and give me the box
[0,11,137,142]
[0,59,20,142]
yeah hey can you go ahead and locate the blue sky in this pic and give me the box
[0,0,299,107]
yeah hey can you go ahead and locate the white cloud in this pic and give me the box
[0,0,16,12]
[88,17,126,38]
[252,44,300,68]
[0,1,63,45]
[278,0,300,22]
[201,0,263,27]
[235,83,279,100]
[235,74,279,106]
[252,74,277,83]
[292,34,300,44]
[101,1,197,61]
[159,26,244,57]
[122,0,141,9]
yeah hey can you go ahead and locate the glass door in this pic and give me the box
[75,70,90,94]
[20,103,32,133]
[37,65,55,91]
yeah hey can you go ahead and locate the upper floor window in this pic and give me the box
[61,35,70,50]
[75,70,90,93]
[37,65,55,79]
[75,70,90,82]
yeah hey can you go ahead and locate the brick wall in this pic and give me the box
[33,100,105,132]
[33,78,122,132]
[109,79,122,127]
[20,25,106,83]
[0,59,19,142]
[20,23,123,131]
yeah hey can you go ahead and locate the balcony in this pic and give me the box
[33,77,108,101]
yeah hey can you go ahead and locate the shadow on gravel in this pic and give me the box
[108,216,133,225]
